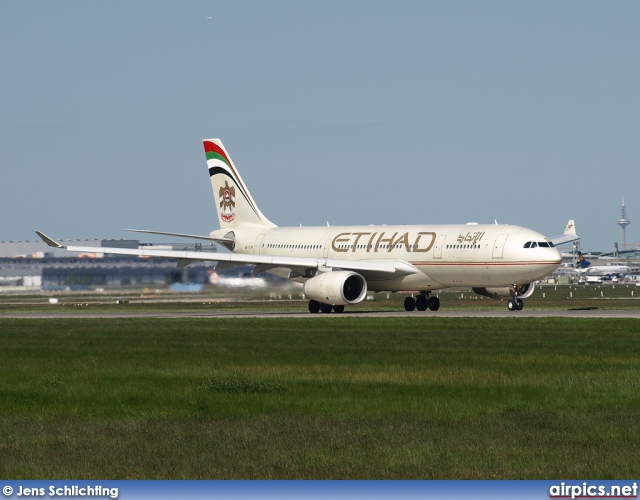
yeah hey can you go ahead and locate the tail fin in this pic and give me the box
[549,219,579,246]
[576,251,591,269]
[203,139,276,229]
[563,220,576,237]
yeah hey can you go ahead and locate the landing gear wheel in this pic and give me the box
[333,305,345,313]
[308,300,320,313]
[508,298,524,311]
[320,302,333,314]
[416,294,428,311]
[428,296,440,311]
[404,297,416,311]
[508,284,527,312]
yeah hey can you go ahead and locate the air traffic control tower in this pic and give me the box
[617,197,631,250]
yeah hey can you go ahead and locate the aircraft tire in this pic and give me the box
[333,305,345,313]
[416,295,428,311]
[320,302,333,314]
[428,296,440,311]
[507,300,516,312]
[404,297,416,311]
[516,299,524,311]
[308,300,320,313]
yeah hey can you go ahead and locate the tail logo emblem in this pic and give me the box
[219,181,236,223]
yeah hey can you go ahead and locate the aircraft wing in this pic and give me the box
[35,231,419,277]
[549,219,580,246]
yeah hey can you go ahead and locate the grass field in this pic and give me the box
[1,316,639,479]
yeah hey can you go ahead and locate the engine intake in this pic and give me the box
[303,271,367,305]
[472,282,536,300]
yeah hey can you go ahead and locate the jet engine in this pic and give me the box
[303,271,367,305]
[472,282,536,300]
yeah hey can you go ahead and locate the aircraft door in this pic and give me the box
[433,235,447,259]
[254,234,265,255]
[323,239,332,258]
[492,234,509,259]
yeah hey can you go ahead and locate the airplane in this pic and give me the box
[564,252,631,279]
[582,264,632,278]
[36,138,578,313]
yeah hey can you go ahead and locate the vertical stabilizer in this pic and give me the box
[203,139,276,229]
[564,220,576,237]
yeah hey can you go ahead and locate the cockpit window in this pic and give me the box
[538,242,550,247]
[531,242,538,248]
[524,242,531,248]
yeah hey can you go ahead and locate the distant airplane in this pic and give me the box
[567,252,631,279]
[552,220,578,246]
[575,251,591,269]
[582,264,631,278]
[36,138,578,313]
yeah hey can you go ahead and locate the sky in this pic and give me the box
[2,1,639,252]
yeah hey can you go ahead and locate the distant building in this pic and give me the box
[0,239,139,258]
[0,239,220,292]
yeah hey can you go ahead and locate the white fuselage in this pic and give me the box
[583,265,631,277]
[212,223,562,292]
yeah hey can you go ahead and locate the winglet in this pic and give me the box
[35,231,64,248]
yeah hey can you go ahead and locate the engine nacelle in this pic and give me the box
[472,282,536,300]
[303,271,367,305]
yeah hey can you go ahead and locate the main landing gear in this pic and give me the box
[404,292,440,312]
[308,300,344,314]
[308,292,442,314]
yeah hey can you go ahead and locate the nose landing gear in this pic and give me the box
[507,285,526,312]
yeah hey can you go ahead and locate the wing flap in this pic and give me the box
[127,229,233,245]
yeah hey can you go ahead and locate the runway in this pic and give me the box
[2,308,640,319]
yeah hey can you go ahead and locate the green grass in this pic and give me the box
[1,317,639,478]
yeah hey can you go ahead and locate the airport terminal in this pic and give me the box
[0,238,219,292]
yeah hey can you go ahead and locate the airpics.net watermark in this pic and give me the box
[550,482,638,499]
[3,485,118,499]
